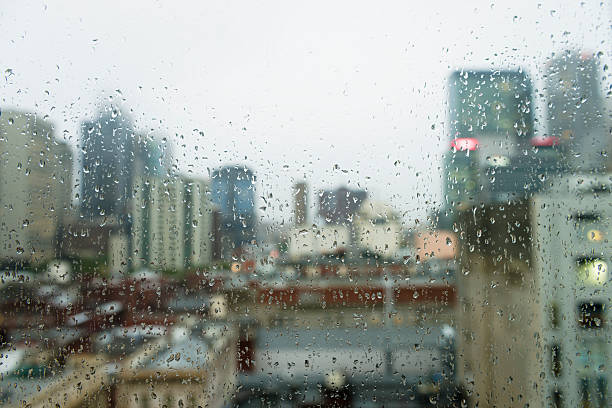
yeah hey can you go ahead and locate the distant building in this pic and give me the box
[353,200,402,258]
[318,187,366,225]
[294,182,307,226]
[546,50,607,173]
[0,111,72,265]
[445,70,540,209]
[80,107,135,221]
[210,165,256,256]
[287,225,351,261]
[130,175,214,272]
[80,108,169,222]
[413,230,457,262]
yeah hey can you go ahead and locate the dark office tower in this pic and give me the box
[294,182,307,226]
[444,70,540,207]
[318,187,367,225]
[81,106,135,220]
[210,165,256,254]
[546,50,607,173]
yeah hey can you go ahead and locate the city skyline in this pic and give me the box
[1,0,611,226]
[1,3,611,406]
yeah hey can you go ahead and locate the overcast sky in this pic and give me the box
[1,1,611,226]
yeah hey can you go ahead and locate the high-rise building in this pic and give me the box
[210,165,256,255]
[130,175,214,272]
[445,70,539,209]
[454,200,542,408]
[318,187,367,225]
[294,182,307,226]
[80,107,135,221]
[132,133,169,178]
[546,50,607,173]
[532,175,611,407]
[0,110,73,265]
[454,175,612,408]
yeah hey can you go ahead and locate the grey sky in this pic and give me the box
[1,0,610,226]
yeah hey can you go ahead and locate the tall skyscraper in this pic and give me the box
[80,107,135,221]
[546,50,607,173]
[0,111,73,265]
[210,165,256,254]
[444,70,541,209]
[80,107,170,229]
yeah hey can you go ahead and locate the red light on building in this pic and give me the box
[530,135,560,147]
[451,137,479,151]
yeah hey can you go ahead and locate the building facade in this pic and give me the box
[0,110,72,265]
[293,182,307,226]
[445,70,539,210]
[80,107,135,221]
[455,175,611,407]
[532,175,611,407]
[210,165,256,256]
[130,175,214,272]
[546,51,608,173]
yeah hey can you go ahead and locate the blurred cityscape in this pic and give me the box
[0,50,610,408]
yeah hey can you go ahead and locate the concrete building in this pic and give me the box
[287,199,404,262]
[287,224,351,261]
[293,181,307,226]
[131,175,214,272]
[353,200,402,258]
[546,51,608,173]
[80,107,170,222]
[455,175,611,408]
[0,110,72,265]
[80,107,135,221]
[445,70,536,209]
[455,200,543,408]
[210,165,256,256]
[532,175,611,407]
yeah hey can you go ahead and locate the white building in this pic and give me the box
[130,175,214,272]
[287,225,351,261]
[0,111,72,265]
[286,200,403,261]
[353,200,402,258]
[532,175,611,407]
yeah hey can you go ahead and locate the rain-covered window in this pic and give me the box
[0,2,611,408]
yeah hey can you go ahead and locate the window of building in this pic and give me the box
[551,344,562,378]
[578,302,605,329]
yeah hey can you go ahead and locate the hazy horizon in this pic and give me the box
[2,0,611,227]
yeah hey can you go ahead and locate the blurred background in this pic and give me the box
[0,1,611,407]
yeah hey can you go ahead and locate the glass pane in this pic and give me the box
[0,2,610,408]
